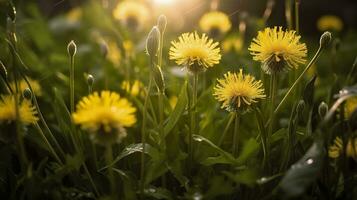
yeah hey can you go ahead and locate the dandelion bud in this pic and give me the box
[7,3,16,22]
[318,102,328,118]
[0,61,7,80]
[319,31,332,49]
[67,40,77,57]
[296,100,305,116]
[23,88,32,100]
[157,15,167,34]
[87,74,94,87]
[146,26,160,58]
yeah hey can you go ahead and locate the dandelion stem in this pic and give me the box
[140,73,153,198]
[69,54,75,113]
[189,73,198,168]
[233,112,240,157]
[294,0,300,34]
[285,0,293,30]
[106,144,116,198]
[218,112,235,146]
[274,46,323,114]
[255,107,268,169]
[268,73,277,161]
[35,123,63,165]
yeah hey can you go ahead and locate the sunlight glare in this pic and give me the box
[154,0,175,5]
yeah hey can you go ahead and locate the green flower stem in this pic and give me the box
[140,74,153,198]
[233,112,240,157]
[106,145,116,198]
[268,72,277,146]
[285,0,293,30]
[9,38,28,167]
[158,92,165,146]
[69,54,75,113]
[218,112,235,146]
[35,123,63,165]
[83,163,100,197]
[254,107,268,169]
[274,46,323,114]
[189,73,198,167]
[22,76,66,160]
[294,0,300,34]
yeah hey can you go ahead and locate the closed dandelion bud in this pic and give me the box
[87,74,94,87]
[0,61,7,80]
[152,64,165,93]
[318,102,328,118]
[157,15,167,34]
[319,31,332,49]
[23,88,32,100]
[7,3,16,22]
[296,100,305,116]
[67,40,77,57]
[146,26,160,58]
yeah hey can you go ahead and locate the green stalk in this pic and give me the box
[22,75,66,159]
[106,145,116,198]
[285,0,293,29]
[255,107,268,169]
[294,0,300,34]
[218,112,235,146]
[35,123,63,165]
[232,112,240,157]
[268,73,277,145]
[189,73,198,166]
[140,74,153,198]
[274,46,323,114]
[69,54,75,113]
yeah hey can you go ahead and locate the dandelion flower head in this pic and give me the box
[72,91,136,144]
[213,69,266,113]
[0,95,38,125]
[249,27,307,74]
[169,32,221,73]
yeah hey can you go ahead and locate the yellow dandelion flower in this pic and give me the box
[317,15,343,32]
[328,136,343,159]
[9,78,42,96]
[72,91,136,144]
[249,27,307,74]
[346,138,357,161]
[123,40,135,57]
[169,32,221,73]
[345,96,357,118]
[113,0,150,30]
[169,95,178,109]
[328,136,357,161]
[199,11,232,36]
[222,35,243,53]
[0,95,38,125]
[213,69,266,113]
[66,7,82,23]
[107,40,122,66]
[121,80,143,97]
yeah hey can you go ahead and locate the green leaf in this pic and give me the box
[193,135,237,166]
[164,81,188,137]
[113,168,137,200]
[303,75,317,106]
[236,138,259,164]
[279,141,325,198]
[111,143,159,167]
[144,185,173,200]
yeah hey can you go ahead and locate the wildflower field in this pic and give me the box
[1,0,357,199]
